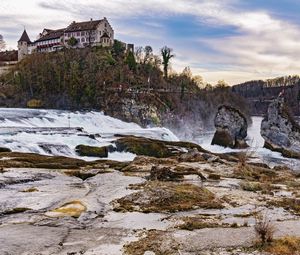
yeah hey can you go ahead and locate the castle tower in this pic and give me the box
[18,29,31,61]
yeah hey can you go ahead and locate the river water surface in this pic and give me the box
[0,109,298,169]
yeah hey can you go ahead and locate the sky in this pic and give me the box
[1,0,300,85]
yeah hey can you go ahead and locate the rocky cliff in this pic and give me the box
[261,98,300,158]
[211,105,248,148]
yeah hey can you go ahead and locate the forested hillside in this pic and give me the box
[0,42,250,138]
[232,76,300,115]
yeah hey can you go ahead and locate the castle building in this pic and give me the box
[17,17,120,61]
[18,29,32,61]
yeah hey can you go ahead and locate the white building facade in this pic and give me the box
[17,17,116,60]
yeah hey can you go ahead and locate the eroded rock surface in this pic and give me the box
[261,98,300,158]
[1,148,300,254]
[212,105,248,148]
[114,135,207,158]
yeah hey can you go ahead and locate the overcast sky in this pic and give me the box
[1,0,300,85]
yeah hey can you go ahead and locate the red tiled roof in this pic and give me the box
[65,19,104,32]
[35,28,65,43]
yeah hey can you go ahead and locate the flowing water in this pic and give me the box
[195,117,300,170]
[0,108,177,161]
[0,108,298,169]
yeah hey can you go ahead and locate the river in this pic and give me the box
[0,108,298,169]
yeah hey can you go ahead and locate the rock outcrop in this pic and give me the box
[114,135,207,158]
[261,98,300,158]
[75,145,109,158]
[211,105,248,148]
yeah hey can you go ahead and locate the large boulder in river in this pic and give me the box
[211,105,248,149]
[261,98,300,159]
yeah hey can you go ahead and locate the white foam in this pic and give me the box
[0,108,178,161]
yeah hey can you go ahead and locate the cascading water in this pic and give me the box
[195,116,300,170]
[0,108,178,161]
[0,108,298,169]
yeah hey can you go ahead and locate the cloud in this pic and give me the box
[2,0,300,84]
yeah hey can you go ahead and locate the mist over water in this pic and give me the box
[195,117,300,170]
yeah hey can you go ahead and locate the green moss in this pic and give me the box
[75,144,108,158]
[114,135,207,158]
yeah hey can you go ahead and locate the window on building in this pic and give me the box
[77,32,80,36]
[99,31,101,35]
[81,31,85,36]
[81,38,85,42]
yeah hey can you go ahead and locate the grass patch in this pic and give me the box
[178,217,221,230]
[269,198,300,215]
[114,181,223,213]
[124,230,180,255]
[263,237,300,255]
[21,187,39,192]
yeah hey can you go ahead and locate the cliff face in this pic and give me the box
[261,98,300,159]
[232,76,300,115]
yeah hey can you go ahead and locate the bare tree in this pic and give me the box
[144,45,153,64]
[0,34,6,51]
[161,46,174,79]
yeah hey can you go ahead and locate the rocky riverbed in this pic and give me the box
[1,139,300,255]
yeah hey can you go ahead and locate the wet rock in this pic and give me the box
[75,145,109,158]
[178,148,205,162]
[114,135,207,158]
[212,105,248,148]
[261,98,300,159]
[0,152,91,169]
[149,166,183,181]
[0,147,12,153]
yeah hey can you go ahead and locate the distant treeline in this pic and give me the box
[232,75,300,115]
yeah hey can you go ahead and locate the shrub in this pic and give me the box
[254,212,275,244]
[27,99,43,108]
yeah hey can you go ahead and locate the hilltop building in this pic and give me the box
[17,17,132,61]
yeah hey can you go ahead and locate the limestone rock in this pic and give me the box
[211,105,248,148]
[261,98,300,158]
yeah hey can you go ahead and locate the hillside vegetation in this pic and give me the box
[232,75,300,115]
[0,42,250,136]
